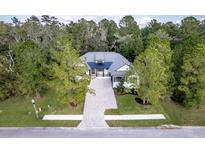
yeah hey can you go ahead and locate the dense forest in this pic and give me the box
[0,15,205,108]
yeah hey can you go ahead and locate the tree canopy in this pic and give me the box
[1,15,205,108]
[179,44,205,107]
[50,37,90,105]
[126,33,170,104]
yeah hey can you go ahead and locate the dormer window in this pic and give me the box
[96,60,104,64]
[95,53,105,64]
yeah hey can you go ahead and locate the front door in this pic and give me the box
[96,68,104,77]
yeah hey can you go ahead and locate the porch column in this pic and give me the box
[112,76,115,87]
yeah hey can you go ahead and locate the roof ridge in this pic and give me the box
[117,53,129,64]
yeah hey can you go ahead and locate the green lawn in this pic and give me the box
[0,90,83,127]
[105,94,205,127]
[105,94,165,115]
[1,92,205,127]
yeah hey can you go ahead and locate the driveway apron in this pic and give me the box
[78,77,117,128]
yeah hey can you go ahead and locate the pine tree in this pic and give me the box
[14,40,47,97]
[50,37,90,106]
[179,44,205,107]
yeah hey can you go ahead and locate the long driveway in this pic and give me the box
[78,77,117,128]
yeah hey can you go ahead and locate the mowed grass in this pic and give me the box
[0,90,83,127]
[105,94,165,115]
[105,94,205,127]
[160,100,205,126]
[1,91,205,127]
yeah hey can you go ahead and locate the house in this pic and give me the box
[80,51,130,88]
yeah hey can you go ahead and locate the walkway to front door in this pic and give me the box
[78,77,117,128]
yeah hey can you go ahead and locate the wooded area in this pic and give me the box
[0,15,205,108]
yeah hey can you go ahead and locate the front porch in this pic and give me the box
[89,68,110,77]
[87,61,112,77]
[111,76,124,88]
[88,70,125,88]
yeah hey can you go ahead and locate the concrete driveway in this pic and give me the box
[78,77,117,128]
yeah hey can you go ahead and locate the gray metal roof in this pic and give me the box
[95,52,105,61]
[111,71,127,76]
[80,52,130,74]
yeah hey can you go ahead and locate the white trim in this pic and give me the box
[117,65,129,71]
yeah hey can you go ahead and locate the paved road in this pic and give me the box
[0,127,205,138]
[78,77,117,128]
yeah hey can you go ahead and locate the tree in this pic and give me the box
[11,16,28,42]
[178,44,205,107]
[2,15,205,109]
[84,20,105,51]
[11,17,20,27]
[147,29,172,65]
[98,19,118,51]
[176,17,203,53]
[21,15,63,62]
[126,47,168,105]
[50,37,90,106]
[66,18,104,54]
[141,19,163,47]
[14,40,47,97]
[116,16,143,62]
[0,54,16,100]
[162,21,180,49]
[0,22,16,100]
[126,30,172,104]
[172,16,205,103]
[40,15,61,53]
[66,20,86,52]
[147,30,173,93]
[23,15,42,44]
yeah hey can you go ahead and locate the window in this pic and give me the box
[114,77,123,82]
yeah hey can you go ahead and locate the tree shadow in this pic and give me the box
[135,97,152,105]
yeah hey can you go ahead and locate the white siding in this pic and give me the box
[117,65,129,71]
